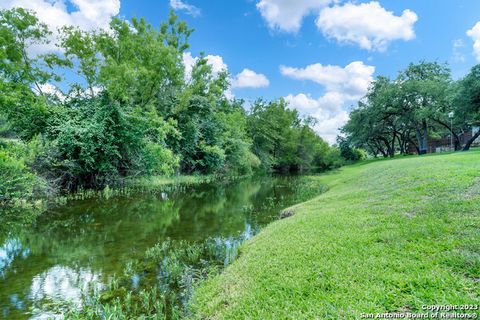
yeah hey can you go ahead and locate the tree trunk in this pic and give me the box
[415,121,428,154]
[380,137,394,158]
[389,132,397,157]
[415,129,425,154]
[408,138,419,155]
[396,135,404,154]
[433,118,462,150]
[463,129,480,151]
[422,120,428,154]
[374,140,387,157]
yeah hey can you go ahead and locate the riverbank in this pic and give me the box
[192,150,480,318]
[0,174,216,238]
[1,174,327,319]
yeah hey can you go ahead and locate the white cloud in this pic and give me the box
[182,52,197,79]
[256,0,334,33]
[183,53,268,96]
[285,91,343,114]
[37,83,65,100]
[467,22,480,61]
[282,60,375,144]
[285,92,350,144]
[182,52,233,99]
[0,0,120,52]
[205,55,228,75]
[314,110,349,144]
[0,0,119,31]
[232,69,269,88]
[182,52,228,80]
[280,61,375,99]
[316,1,417,51]
[170,0,201,17]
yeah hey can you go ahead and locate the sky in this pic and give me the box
[2,0,480,143]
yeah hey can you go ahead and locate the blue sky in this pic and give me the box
[2,0,480,142]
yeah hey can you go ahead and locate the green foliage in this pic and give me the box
[323,147,344,168]
[0,138,48,208]
[452,64,480,150]
[33,94,179,190]
[142,142,179,176]
[338,137,365,161]
[194,151,480,319]
[0,148,36,200]
[247,99,338,171]
[0,7,336,198]
[342,61,480,156]
[0,8,68,140]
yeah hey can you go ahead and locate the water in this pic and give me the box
[0,175,322,319]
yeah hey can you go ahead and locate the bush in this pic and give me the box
[324,148,345,168]
[140,142,179,176]
[0,142,46,201]
[34,95,179,190]
[223,139,261,176]
[338,137,365,162]
[196,143,226,174]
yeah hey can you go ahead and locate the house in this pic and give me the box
[407,125,480,154]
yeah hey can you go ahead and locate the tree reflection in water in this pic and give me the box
[0,175,324,319]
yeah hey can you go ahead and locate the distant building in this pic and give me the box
[407,125,480,154]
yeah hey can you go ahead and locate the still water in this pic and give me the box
[0,175,321,319]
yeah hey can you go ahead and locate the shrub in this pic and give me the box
[324,148,345,168]
[141,142,179,176]
[34,95,179,190]
[0,142,46,201]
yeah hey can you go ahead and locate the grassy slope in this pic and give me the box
[193,151,480,319]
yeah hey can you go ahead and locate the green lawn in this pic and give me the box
[192,151,480,319]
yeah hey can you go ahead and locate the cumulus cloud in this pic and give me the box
[182,52,234,98]
[285,92,350,144]
[313,110,349,144]
[182,52,228,80]
[231,69,269,88]
[285,91,350,144]
[280,61,375,99]
[0,0,119,31]
[282,60,375,144]
[183,53,269,95]
[316,1,417,51]
[0,0,120,52]
[256,0,333,33]
[37,83,65,100]
[170,0,201,17]
[204,55,228,75]
[285,91,344,114]
[467,22,480,61]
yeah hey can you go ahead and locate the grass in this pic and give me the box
[192,150,480,319]
[61,175,327,319]
[128,175,216,189]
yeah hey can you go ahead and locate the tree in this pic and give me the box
[247,99,335,171]
[397,61,451,154]
[0,8,67,139]
[343,77,402,157]
[343,61,455,157]
[453,65,480,151]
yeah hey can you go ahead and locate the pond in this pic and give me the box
[0,175,323,319]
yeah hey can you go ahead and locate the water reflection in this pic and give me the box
[0,175,317,319]
[0,238,29,278]
[30,266,101,305]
